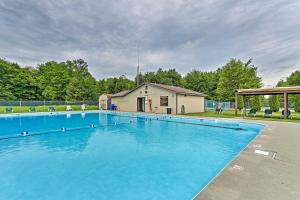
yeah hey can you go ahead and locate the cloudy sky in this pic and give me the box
[0,0,299,86]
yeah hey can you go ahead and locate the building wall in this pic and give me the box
[177,95,204,114]
[99,94,110,110]
[111,84,205,114]
[111,84,177,114]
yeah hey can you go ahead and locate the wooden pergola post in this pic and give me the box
[243,95,246,118]
[284,92,288,119]
[235,92,238,116]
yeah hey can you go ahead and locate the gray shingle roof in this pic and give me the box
[110,83,206,97]
[110,90,130,97]
[150,83,206,96]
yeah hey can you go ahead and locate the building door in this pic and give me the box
[137,97,145,112]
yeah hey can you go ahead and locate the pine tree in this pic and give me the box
[294,95,300,112]
[269,95,280,112]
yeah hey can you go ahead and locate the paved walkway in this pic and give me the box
[195,120,300,200]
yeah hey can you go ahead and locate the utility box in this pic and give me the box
[166,108,172,114]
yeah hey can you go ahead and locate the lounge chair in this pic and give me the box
[264,109,272,117]
[29,106,36,112]
[248,108,257,117]
[81,104,86,111]
[66,105,72,111]
[5,107,13,113]
[48,106,56,112]
[281,110,292,119]
[215,103,223,115]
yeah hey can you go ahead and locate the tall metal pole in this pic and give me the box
[136,42,140,86]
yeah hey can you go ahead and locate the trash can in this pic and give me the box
[109,104,115,110]
[166,108,172,114]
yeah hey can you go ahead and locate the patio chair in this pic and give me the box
[66,105,72,111]
[248,108,257,117]
[81,104,86,111]
[264,109,273,117]
[5,107,13,113]
[48,106,56,112]
[215,102,223,115]
[29,106,36,112]
[281,110,292,119]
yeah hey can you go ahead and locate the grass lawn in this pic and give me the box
[185,109,300,123]
[0,105,99,114]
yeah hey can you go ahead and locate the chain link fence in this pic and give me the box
[205,100,235,111]
[0,100,98,107]
[0,100,99,113]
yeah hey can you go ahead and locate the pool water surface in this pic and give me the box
[0,112,264,200]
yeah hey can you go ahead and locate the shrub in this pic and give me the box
[252,96,262,111]
[295,95,300,112]
[269,95,280,112]
[237,96,244,110]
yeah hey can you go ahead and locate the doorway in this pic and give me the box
[137,97,145,112]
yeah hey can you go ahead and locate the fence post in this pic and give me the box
[19,99,22,112]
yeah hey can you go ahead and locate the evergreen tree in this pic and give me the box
[237,96,244,110]
[269,95,280,112]
[294,95,300,112]
[251,96,262,111]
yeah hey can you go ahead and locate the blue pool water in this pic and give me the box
[0,112,264,200]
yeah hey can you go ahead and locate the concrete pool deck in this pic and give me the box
[194,119,300,200]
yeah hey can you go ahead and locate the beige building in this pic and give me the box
[109,83,206,114]
[99,94,112,110]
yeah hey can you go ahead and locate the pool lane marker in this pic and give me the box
[107,113,246,131]
[155,119,246,131]
[0,120,141,141]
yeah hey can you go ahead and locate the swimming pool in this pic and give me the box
[0,111,264,200]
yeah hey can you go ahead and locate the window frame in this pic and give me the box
[160,96,168,106]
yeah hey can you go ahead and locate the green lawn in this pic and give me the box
[0,105,99,114]
[185,110,300,123]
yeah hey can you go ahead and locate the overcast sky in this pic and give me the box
[0,0,299,86]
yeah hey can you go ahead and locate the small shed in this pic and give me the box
[110,83,206,114]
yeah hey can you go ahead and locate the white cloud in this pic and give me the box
[0,0,299,86]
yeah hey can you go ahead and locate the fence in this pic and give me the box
[205,100,235,111]
[205,99,296,112]
[0,100,98,107]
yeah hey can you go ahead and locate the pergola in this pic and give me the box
[235,86,300,119]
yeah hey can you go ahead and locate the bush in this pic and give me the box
[269,95,280,112]
[237,96,244,110]
[295,95,300,112]
[252,96,262,111]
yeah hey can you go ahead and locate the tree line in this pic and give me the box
[272,70,300,112]
[0,59,98,101]
[0,57,299,112]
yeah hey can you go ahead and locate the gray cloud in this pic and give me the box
[0,0,299,86]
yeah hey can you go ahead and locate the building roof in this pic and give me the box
[110,90,130,97]
[150,83,206,96]
[235,86,300,95]
[110,83,206,97]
